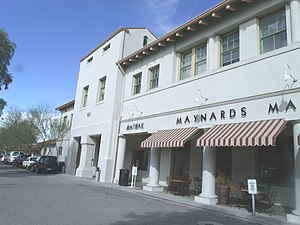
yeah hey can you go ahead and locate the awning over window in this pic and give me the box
[196,119,286,147]
[141,127,199,148]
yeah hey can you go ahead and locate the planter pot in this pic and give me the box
[217,185,230,205]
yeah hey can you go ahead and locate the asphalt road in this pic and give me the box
[0,163,261,225]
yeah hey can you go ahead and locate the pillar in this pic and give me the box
[290,0,300,42]
[195,146,218,204]
[143,147,164,192]
[287,123,300,223]
[113,135,126,184]
[75,135,95,178]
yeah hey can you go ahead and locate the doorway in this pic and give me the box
[171,142,191,179]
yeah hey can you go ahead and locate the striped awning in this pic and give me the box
[141,127,199,148]
[196,119,286,147]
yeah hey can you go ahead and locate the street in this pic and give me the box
[0,163,261,225]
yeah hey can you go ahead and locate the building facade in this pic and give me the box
[68,27,156,181]
[114,0,300,223]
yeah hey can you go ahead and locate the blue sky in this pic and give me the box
[0,0,222,111]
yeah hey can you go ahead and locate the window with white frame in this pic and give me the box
[195,44,207,75]
[149,65,159,89]
[97,76,106,102]
[58,147,63,156]
[221,30,239,66]
[260,9,287,54]
[81,85,89,108]
[133,73,142,95]
[180,50,192,80]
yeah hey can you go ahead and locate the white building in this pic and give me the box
[68,27,156,181]
[114,0,300,223]
[55,99,74,167]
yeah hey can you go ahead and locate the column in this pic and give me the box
[143,147,164,192]
[113,135,126,184]
[207,34,218,71]
[287,123,300,223]
[290,0,300,42]
[195,146,218,204]
[75,135,95,178]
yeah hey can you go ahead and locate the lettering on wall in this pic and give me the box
[176,107,247,125]
[126,123,144,131]
[268,100,296,114]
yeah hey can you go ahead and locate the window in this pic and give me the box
[97,77,106,102]
[143,36,148,46]
[221,30,239,66]
[149,65,159,89]
[87,56,93,64]
[195,44,207,75]
[81,85,89,108]
[260,9,287,54]
[132,150,149,171]
[58,147,63,156]
[103,44,110,52]
[180,50,192,80]
[133,73,142,95]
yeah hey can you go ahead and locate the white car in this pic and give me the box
[22,156,38,170]
[8,151,25,164]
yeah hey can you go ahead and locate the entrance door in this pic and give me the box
[171,144,190,179]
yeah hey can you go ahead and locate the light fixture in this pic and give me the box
[131,105,143,117]
[283,64,298,83]
[194,89,208,105]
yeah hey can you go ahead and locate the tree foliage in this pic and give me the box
[0,103,70,155]
[0,28,16,114]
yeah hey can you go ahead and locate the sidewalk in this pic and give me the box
[101,181,293,225]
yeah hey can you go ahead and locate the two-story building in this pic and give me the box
[114,0,300,223]
[67,27,156,182]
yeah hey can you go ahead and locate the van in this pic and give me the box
[8,151,25,164]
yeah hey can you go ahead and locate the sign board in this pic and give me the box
[247,179,257,194]
[132,166,138,176]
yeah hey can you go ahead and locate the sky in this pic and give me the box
[0,0,222,112]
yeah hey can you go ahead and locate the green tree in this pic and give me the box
[0,28,16,114]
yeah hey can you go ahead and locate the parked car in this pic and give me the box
[8,151,25,164]
[32,156,58,174]
[22,156,38,170]
[0,155,9,163]
[13,154,31,167]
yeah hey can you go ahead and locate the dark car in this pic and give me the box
[32,156,58,174]
[13,154,31,167]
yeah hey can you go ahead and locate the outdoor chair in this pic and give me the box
[229,184,248,209]
[256,190,277,215]
[193,177,202,194]
[166,176,178,193]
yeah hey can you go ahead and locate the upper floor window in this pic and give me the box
[81,85,89,108]
[97,77,106,102]
[133,73,142,95]
[180,50,192,80]
[143,36,148,46]
[221,30,239,66]
[195,44,207,75]
[260,9,287,54]
[149,65,159,89]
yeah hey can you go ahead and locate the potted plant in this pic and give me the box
[216,172,231,205]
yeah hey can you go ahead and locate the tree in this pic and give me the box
[0,103,70,156]
[0,28,16,115]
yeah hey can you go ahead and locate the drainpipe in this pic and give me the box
[110,30,127,183]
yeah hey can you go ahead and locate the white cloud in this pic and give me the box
[137,0,180,36]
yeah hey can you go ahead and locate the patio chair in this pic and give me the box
[256,190,277,215]
[166,176,178,193]
[193,177,202,194]
[229,184,248,209]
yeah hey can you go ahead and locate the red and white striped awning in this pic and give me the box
[196,119,286,147]
[141,127,199,148]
